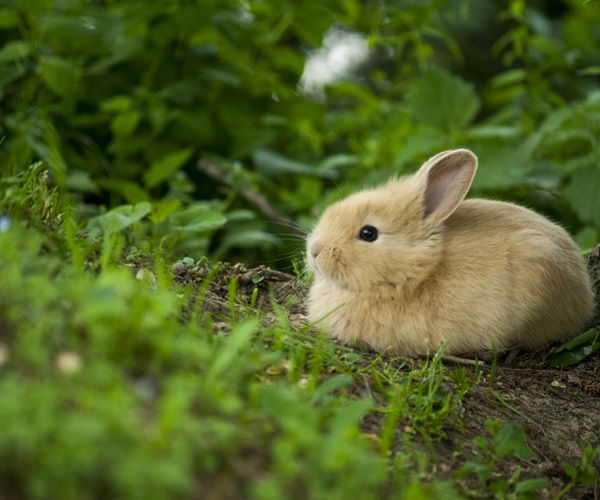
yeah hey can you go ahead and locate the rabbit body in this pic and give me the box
[307,150,594,355]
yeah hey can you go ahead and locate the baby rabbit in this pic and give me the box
[307,149,594,355]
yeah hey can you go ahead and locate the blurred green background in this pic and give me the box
[1,0,600,268]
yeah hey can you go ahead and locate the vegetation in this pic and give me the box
[1,0,600,498]
[2,155,599,499]
[1,0,600,264]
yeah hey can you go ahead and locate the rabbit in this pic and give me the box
[306,149,595,356]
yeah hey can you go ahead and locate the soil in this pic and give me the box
[172,246,600,499]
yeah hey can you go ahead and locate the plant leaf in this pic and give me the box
[514,478,549,494]
[86,202,151,237]
[149,198,181,224]
[565,166,600,226]
[0,8,19,28]
[494,423,532,459]
[168,204,226,233]
[550,328,600,368]
[206,319,258,382]
[0,41,31,62]
[406,70,480,133]
[110,110,141,138]
[144,148,194,189]
[253,148,316,177]
[39,56,79,99]
[96,178,150,204]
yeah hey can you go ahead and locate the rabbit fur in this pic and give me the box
[306,149,594,355]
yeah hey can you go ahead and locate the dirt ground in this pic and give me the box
[173,246,600,499]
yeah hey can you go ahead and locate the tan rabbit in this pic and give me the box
[306,149,594,355]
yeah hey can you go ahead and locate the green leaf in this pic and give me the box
[392,130,445,170]
[0,41,32,62]
[110,110,141,138]
[253,148,317,177]
[86,202,151,237]
[217,229,280,251]
[144,148,194,189]
[314,154,358,177]
[158,81,201,105]
[469,142,531,190]
[565,166,600,226]
[310,376,354,405]
[168,204,226,234]
[96,179,150,205]
[329,399,375,434]
[94,38,142,68]
[494,423,532,459]
[206,319,258,382]
[562,462,578,480]
[0,8,19,28]
[101,95,133,113]
[66,171,98,194]
[578,66,600,76]
[405,70,480,133]
[0,63,26,91]
[149,198,181,224]
[404,480,463,500]
[285,176,323,210]
[456,460,493,481]
[39,56,79,99]
[488,68,527,88]
[170,110,213,144]
[514,477,549,494]
[224,209,256,223]
[575,226,599,252]
[550,328,600,368]
[464,124,520,140]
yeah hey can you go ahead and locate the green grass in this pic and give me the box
[0,222,385,499]
[0,165,597,499]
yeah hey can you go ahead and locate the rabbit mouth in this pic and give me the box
[307,252,321,274]
[308,245,365,290]
[310,256,342,285]
[313,262,367,291]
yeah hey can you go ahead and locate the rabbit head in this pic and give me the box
[307,149,478,292]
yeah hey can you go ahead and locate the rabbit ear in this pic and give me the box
[417,149,477,225]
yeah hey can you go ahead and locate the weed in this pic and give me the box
[372,349,476,456]
[555,444,599,499]
[0,163,63,231]
[455,419,549,499]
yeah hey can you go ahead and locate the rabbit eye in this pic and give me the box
[358,225,378,242]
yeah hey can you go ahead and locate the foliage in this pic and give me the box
[372,349,477,455]
[550,327,600,367]
[453,418,599,499]
[557,444,599,499]
[1,153,599,497]
[455,419,549,499]
[1,0,600,265]
[0,170,392,499]
[1,0,600,494]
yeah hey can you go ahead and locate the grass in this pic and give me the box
[0,165,597,499]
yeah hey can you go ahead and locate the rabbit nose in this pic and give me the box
[310,240,323,258]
